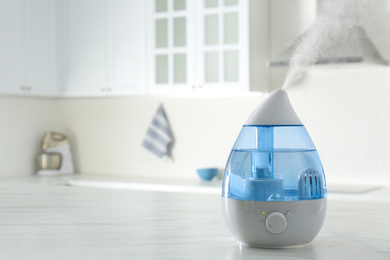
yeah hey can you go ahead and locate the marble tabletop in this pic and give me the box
[0,176,389,260]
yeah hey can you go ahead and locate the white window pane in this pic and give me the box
[205,14,218,45]
[224,50,238,82]
[174,54,186,83]
[156,19,168,48]
[224,12,238,44]
[174,0,186,10]
[224,0,238,6]
[156,55,168,84]
[174,17,186,47]
[155,0,167,12]
[205,52,219,82]
[205,0,218,8]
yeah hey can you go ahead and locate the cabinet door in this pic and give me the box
[106,0,146,95]
[147,0,195,94]
[63,0,106,96]
[24,0,58,96]
[197,0,249,92]
[147,0,249,95]
[0,0,24,94]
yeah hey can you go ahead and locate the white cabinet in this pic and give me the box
[146,0,196,94]
[0,0,24,95]
[197,0,249,92]
[0,0,264,97]
[147,0,249,94]
[62,0,106,96]
[108,0,146,95]
[0,0,58,96]
[63,0,250,97]
[24,0,58,96]
[62,0,146,96]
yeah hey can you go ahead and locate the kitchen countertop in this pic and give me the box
[0,176,389,259]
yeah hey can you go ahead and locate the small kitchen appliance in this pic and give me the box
[37,132,74,176]
[222,89,327,248]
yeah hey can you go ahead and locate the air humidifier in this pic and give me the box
[221,89,327,248]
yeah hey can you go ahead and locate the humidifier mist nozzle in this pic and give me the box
[245,89,302,126]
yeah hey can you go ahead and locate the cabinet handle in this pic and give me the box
[20,86,32,91]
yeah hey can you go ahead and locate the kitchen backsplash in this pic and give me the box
[54,94,264,181]
[0,96,57,178]
[1,65,390,186]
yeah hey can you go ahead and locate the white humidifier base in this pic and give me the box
[221,197,327,248]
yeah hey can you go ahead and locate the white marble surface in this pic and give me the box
[0,176,389,259]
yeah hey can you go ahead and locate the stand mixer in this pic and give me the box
[37,132,74,176]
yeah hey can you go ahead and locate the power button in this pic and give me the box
[265,212,287,234]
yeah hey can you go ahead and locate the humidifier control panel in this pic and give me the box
[265,212,287,234]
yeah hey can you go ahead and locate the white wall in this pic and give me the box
[53,65,390,186]
[54,94,266,179]
[0,96,57,177]
[2,64,390,186]
[286,64,390,186]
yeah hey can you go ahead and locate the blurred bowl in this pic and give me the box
[197,168,218,181]
[38,153,61,170]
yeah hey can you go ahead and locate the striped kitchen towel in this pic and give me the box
[142,104,173,158]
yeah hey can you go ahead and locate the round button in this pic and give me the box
[265,212,287,234]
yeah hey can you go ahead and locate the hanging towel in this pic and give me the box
[142,104,173,158]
